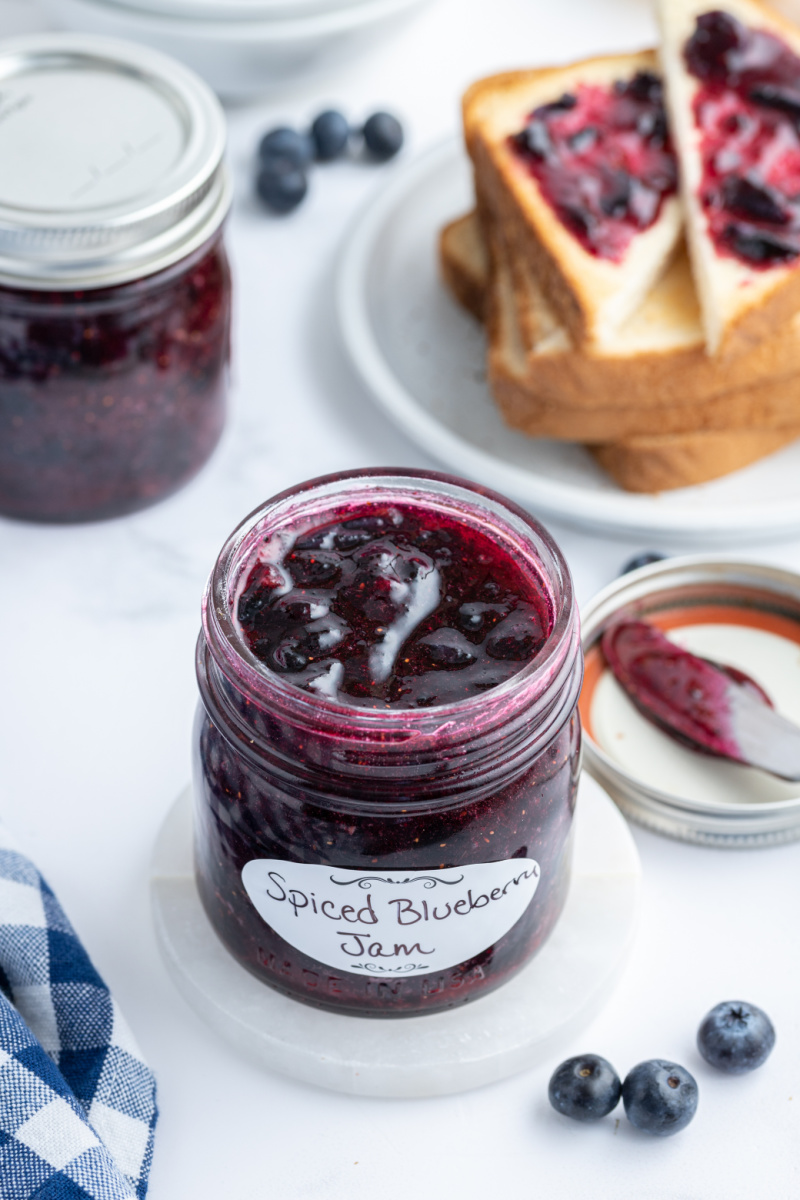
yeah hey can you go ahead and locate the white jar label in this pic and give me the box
[241,857,541,977]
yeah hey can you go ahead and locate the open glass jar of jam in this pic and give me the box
[194,469,582,1017]
[0,34,232,523]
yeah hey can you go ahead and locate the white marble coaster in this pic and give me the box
[150,775,641,1097]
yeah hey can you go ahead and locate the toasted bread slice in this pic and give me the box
[438,214,488,321]
[484,243,800,485]
[441,213,800,484]
[487,259,800,487]
[463,53,683,347]
[657,0,800,356]
[441,211,800,417]
[591,426,800,491]
[484,240,800,440]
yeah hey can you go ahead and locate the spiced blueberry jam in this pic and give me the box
[0,234,230,522]
[685,11,800,266]
[234,505,552,708]
[510,72,677,261]
[0,35,231,523]
[194,470,582,1017]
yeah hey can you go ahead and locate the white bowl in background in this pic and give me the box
[90,0,371,18]
[40,0,433,97]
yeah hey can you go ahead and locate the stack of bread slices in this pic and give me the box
[440,0,800,491]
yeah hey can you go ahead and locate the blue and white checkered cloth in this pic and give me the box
[0,825,157,1200]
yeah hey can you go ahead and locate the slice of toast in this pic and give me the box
[591,426,800,491]
[441,211,800,419]
[484,238,800,441]
[657,0,800,356]
[438,214,488,322]
[463,53,683,347]
[483,241,800,486]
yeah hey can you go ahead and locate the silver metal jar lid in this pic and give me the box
[0,33,230,290]
[580,556,800,849]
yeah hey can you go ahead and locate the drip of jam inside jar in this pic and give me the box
[509,72,678,261]
[601,619,773,760]
[235,504,553,708]
[685,11,800,266]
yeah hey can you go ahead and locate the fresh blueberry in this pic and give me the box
[255,161,308,214]
[622,1060,698,1136]
[362,112,404,161]
[697,1001,775,1074]
[619,551,666,575]
[548,1054,622,1121]
[258,126,314,169]
[311,109,350,161]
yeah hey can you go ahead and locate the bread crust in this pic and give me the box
[591,427,800,491]
[441,211,800,418]
[438,217,486,321]
[486,255,800,441]
[444,215,800,486]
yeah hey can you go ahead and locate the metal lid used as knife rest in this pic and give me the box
[580,557,800,848]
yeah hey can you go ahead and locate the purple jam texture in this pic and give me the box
[601,619,772,761]
[510,73,677,261]
[236,505,553,708]
[0,234,231,523]
[685,11,800,266]
[194,485,581,1018]
[193,704,579,1017]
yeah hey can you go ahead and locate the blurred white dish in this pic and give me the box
[88,0,370,17]
[41,0,432,97]
[336,139,800,546]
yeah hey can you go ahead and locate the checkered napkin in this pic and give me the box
[0,825,157,1200]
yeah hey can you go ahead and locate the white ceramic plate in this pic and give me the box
[42,0,431,96]
[337,139,800,546]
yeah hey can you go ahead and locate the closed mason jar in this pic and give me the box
[0,34,232,523]
[194,470,582,1017]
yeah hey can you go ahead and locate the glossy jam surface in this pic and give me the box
[0,235,231,523]
[235,504,553,708]
[686,11,800,266]
[602,619,772,761]
[510,73,677,261]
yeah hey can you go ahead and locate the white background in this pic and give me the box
[2,0,800,1196]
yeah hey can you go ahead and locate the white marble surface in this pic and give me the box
[2,0,800,1196]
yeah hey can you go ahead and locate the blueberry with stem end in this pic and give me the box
[548,1054,622,1121]
[622,1060,698,1136]
[258,127,314,169]
[362,112,404,161]
[619,551,665,576]
[311,110,350,161]
[697,1001,775,1073]
[256,162,308,214]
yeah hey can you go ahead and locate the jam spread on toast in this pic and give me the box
[686,10,800,267]
[510,72,677,261]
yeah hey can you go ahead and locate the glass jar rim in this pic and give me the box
[202,468,579,744]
